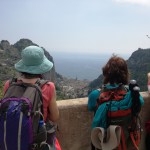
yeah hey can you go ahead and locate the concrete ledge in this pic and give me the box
[56,92,150,150]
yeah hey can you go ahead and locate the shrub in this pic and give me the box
[0,80,3,99]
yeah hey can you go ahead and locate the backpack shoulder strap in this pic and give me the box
[23,79,49,113]
[9,77,17,84]
[35,79,49,88]
[99,84,128,104]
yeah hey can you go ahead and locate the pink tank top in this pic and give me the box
[4,80,54,121]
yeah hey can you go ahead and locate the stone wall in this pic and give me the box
[56,92,150,150]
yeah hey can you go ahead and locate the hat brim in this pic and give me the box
[91,127,104,149]
[15,56,53,74]
[91,126,121,150]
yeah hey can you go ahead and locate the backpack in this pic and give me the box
[92,82,141,150]
[0,78,52,150]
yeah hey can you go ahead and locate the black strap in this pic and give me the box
[9,77,17,84]
[35,78,49,88]
[91,142,96,150]
[91,142,100,150]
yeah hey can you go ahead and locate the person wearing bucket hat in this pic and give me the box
[15,45,53,74]
[3,45,61,150]
[88,55,144,150]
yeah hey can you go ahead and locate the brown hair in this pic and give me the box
[20,72,42,79]
[102,55,129,85]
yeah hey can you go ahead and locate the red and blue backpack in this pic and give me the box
[92,81,142,150]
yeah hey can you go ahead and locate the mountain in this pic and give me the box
[1,39,149,99]
[127,48,150,91]
[89,48,150,92]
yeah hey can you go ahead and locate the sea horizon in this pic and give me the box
[50,51,131,81]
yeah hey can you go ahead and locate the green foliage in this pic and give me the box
[56,91,66,100]
[55,84,66,100]
[127,49,150,91]
[88,74,103,90]
[0,80,3,99]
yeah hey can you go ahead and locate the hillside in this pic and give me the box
[1,39,149,99]
[89,48,150,92]
[127,48,150,91]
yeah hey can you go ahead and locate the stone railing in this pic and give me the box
[56,92,150,150]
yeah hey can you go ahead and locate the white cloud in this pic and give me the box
[114,0,150,6]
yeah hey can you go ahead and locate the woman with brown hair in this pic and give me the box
[88,55,144,150]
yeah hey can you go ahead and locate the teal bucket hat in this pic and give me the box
[15,45,53,74]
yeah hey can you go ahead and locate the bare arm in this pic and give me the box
[48,87,59,122]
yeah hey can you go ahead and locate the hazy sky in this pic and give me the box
[1,0,150,55]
